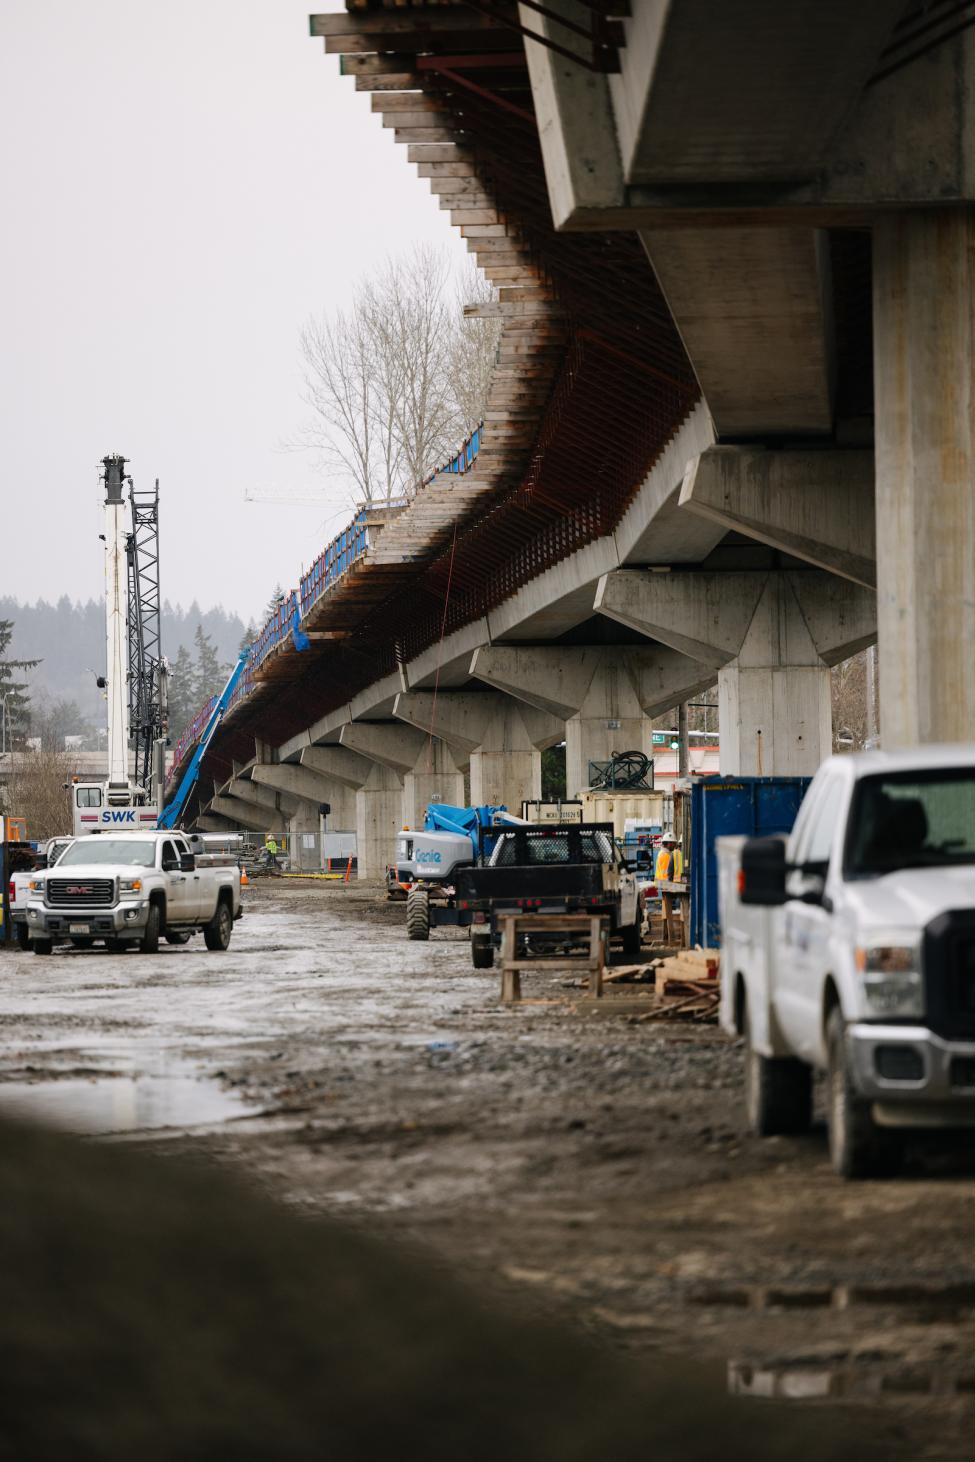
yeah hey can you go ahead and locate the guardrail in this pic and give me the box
[168,695,217,781]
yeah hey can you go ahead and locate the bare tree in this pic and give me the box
[299,246,500,506]
[7,750,72,840]
[831,650,869,751]
[450,259,501,436]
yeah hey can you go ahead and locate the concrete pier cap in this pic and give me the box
[595,569,876,775]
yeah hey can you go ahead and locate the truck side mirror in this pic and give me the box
[179,853,196,873]
[739,837,788,906]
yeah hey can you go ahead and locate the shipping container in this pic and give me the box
[579,790,667,841]
[688,777,811,949]
[521,799,583,824]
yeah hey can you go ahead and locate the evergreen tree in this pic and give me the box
[192,625,225,707]
[239,622,257,656]
[0,618,39,752]
[166,644,196,739]
[266,585,286,621]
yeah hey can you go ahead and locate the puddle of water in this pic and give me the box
[0,1074,249,1135]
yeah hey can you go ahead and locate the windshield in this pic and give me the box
[57,839,157,868]
[846,770,975,874]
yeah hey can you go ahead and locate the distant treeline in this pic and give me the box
[0,596,252,721]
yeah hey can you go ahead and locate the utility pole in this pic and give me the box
[677,702,689,778]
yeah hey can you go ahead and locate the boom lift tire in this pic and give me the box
[743,1000,812,1136]
[620,919,642,957]
[140,903,161,955]
[204,900,233,952]
[406,886,430,942]
[470,934,494,969]
[827,1009,902,1179]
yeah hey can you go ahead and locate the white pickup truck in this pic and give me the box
[24,831,241,955]
[720,746,975,1178]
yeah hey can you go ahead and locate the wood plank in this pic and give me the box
[372,92,443,112]
[325,30,520,55]
[341,54,426,76]
[407,144,467,163]
[382,111,449,130]
[354,73,420,91]
[314,10,500,37]
[394,127,458,144]
[416,162,477,178]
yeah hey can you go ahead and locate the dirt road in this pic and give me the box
[2,880,974,1456]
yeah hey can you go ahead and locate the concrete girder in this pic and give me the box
[299,746,375,790]
[208,795,285,835]
[339,722,466,835]
[393,690,563,809]
[640,229,835,438]
[250,763,339,808]
[229,777,299,817]
[196,814,240,834]
[596,570,876,774]
[470,644,712,795]
[679,447,876,587]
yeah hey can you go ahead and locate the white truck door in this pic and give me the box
[161,839,194,923]
[775,775,846,1062]
[174,836,205,920]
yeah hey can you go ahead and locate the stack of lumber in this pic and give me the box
[639,948,721,1023]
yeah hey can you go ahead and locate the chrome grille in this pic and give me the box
[47,878,115,908]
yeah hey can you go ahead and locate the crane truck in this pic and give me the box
[70,456,167,836]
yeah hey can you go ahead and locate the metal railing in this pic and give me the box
[166,425,485,787]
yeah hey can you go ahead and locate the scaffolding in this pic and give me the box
[126,477,165,795]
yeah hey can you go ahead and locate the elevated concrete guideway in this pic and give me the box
[171,0,972,872]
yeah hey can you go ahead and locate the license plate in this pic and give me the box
[69,923,90,935]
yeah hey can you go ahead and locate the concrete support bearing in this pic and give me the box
[392,691,563,811]
[596,570,876,776]
[470,644,712,796]
[873,209,975,748]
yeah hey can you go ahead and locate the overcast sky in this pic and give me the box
[1,1,463,622]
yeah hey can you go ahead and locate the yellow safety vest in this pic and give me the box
[655,847,683,882]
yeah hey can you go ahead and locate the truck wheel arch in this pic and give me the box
[150,889,167,923]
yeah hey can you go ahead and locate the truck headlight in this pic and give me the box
[855,943,923,1016]
[119,878,142,895]
[28,880,44,892]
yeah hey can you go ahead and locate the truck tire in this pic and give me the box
[165,931,192,945]
[620,919,642,957]
[204,900,233,952]
[743,1002,812,1137]
[471,934,494,969]
[406,887,430,942]
[32,938,53,956]
[827,1009,902,1179]
[15,924,30,951]
[140,903,161,954]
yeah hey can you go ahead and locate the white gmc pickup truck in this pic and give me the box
[25,831,241,955]
[720,746,975,1179]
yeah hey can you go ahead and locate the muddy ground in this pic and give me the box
[3,879,975,1457]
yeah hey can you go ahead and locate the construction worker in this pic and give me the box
[654,833,683,884]
[265,835,278,859]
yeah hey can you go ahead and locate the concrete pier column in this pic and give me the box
[207,794,285,834]
[596,570,876,776]
[392,691,563,811]
[339,722,466,869]
[873,211,975,747]
[470,645,712,795]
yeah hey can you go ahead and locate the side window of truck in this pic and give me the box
[76,787,102,808]
[794,776,845,871]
